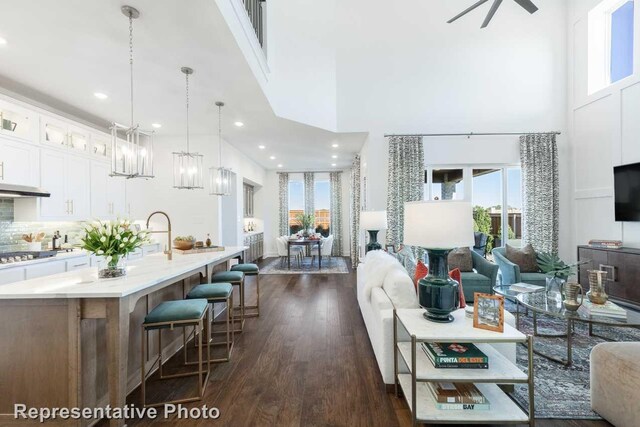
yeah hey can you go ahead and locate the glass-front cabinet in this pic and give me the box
[91,133,112,159]
[0,99,37,142]
[41,115,91,153]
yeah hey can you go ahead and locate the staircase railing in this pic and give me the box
[242,0,266,47]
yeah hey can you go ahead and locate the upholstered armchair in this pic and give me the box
[492,247,547,286]
[460,251,500,302]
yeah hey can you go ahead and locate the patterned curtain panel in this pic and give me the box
[350,155,361,267]
[304,172,315,217]
[520,133,559,254]
[386,136,424,246]
[330,172,343,256]
[278,172,290,237]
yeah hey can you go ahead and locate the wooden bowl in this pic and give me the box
[173,240,195,250]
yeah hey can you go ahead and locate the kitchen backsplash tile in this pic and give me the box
[0,199,13,222]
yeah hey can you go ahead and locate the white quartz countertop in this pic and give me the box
[0,250,89,271]
[0,246,247,299]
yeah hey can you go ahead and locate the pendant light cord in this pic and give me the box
[185,72,190,153]
[129,13,134,127]
[218,104,222,168]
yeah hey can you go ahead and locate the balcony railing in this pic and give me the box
[242,0,266,47]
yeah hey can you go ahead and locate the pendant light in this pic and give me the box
[173,67,204,189]
[110,5,154,179]
[209,102,232,196]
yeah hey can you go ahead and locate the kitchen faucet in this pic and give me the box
[145,211,172,261]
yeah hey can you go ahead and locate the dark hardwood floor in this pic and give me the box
[100,258,612,427]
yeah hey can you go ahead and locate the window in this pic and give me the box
[288,178,304,235]
[314,179,331,237]
[588,0,635,94]
[424,166,523,255]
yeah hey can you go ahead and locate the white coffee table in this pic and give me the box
[394,308,534,427]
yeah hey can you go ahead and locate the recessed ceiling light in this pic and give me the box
[234,121,244,127]
[331,163,337,167]
[258,145,266,149]
[277,164,283,168]
[270,156,276,160]
[332,143,339,148]
[151,123,162,129]
[332,155,338,159]
[0,37,7,46]
[93,92,108,100]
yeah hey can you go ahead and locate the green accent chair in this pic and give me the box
[141,298,210,408]
[187,283,234,362]
[492,247,547,287]
[231,263,260,317]
[459,251,500,302]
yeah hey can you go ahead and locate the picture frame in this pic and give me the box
[385,244,396,254]
[473,292,504,333]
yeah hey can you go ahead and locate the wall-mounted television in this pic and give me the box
[614,162,640,222]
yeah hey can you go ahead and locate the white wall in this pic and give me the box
[128,134,266,248]
[567,0,640,255]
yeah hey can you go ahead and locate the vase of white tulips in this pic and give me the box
[81,219,149,279]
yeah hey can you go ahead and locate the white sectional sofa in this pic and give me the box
[356,250,516,385]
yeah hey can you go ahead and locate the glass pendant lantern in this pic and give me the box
[173,67,204,189]
[209,101,232,196]
[110,5,154,179]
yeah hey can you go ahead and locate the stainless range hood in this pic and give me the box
[0,183,50,198]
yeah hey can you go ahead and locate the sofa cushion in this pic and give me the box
[448,247,473,272]
[382,265,419,309]
[506,244,539,273]
[460,272,491,302]
[449,268,466,308]
[520,272,547,287]
[413,260,429,289]
[363,250,402,300]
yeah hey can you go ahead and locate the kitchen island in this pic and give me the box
[0,246,247,427]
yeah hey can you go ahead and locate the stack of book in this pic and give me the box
[588,239,623,249]
[421,342,489,369]
[578,300,627,320]
[426,382,490,410]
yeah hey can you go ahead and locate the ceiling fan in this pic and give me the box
[448,0,539,28]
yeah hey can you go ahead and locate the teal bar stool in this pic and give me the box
[186,283,234,362]
[211,270,245,332]
[141,299,211,408]
[231,263,260,317]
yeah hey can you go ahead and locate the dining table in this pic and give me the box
[288,238,322,269]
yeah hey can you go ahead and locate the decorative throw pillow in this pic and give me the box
[449,268,466,308]
[412,262,466,308]
[506,244,539,273]
[447,247,473,272]
[396,245,418,279]
[382,265,420,309]
[413,260,429,291]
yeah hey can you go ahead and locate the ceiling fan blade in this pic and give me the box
[481,0,503,28]
[447,0,490,23]
[513,0,539,14]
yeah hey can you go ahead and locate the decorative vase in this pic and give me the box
[587,270,608,304]
[418,249,459,323]
[26,242,42,251]
[546,277,566,302]
[563,282,584,312]
[98,256,127,279]
[366,230,382,252]
[173,239,195,250]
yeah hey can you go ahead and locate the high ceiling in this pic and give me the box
[0,0,364,170]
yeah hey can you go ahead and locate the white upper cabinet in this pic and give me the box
[40,115,91,154]
[91,161,126,219]
[0,139,39,186]
[38,150,67,218]
[0,99,37,143]
[65,154,90,219]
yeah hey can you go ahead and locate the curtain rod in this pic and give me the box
[384,131,562,138]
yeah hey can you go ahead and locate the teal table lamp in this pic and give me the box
[361,210,387,252]
[403,201,474,322]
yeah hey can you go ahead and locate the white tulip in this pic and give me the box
[130,235,137,243]
[105,256,112,263]
[100,236,106,243]
[97,250,104,255]
[119,243,125,248]
[115,234,121,240]
[122,237,129,243]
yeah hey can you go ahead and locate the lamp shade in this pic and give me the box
[403,201,474,249]
[360,210,388,230]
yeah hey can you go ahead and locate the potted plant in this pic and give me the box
[536,252,585,300]
[295,213,315,237]
[81,219,149,278]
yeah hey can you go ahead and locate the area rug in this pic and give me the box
[260,256,349,274]
[507,301,640,419]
